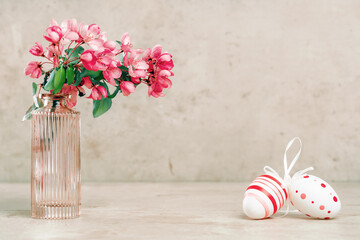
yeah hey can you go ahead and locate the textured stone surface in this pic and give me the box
[0,182,359,239]
[0,0,360,181]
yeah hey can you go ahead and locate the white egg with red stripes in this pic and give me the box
[243,172,288,219]
[289,174,341,219]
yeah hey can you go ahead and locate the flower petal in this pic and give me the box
[97,86,108,98]
[65,31,79,41]
[120,81,135,96]
[151,45,162,59]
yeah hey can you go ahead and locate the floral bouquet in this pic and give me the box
[24,19,174,119]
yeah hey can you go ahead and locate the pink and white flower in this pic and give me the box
[80,76,93,89]
[46,43,64,57]
[94,49,115,71]
[87,85,107,100]
[148,70,173,98]
[25,18,175,118]
[142,45,174,97]
[25,61,42,78]
[123,49,148,83]
[103,65,122,86]
[80,49,98,71]
[120,81,135,96]
[80,48,116,72]
[63,19,80,41]
[120,32,132,53]
[87,38,121,55]
[43,26,63,43]
[59,84,85,108]
[29,42,44,56]
[79,23,101,43]
[143,45,174,71]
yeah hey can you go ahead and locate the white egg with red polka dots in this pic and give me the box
[289,174,341,219]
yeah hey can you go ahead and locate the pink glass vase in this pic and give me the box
[31,94,81,219]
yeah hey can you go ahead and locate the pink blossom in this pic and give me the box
[88,39,121,55]
[104,40,116,51]
[120,81,135,96]
[87,39,104,51]
[98,32,108,41]
[89,24,100,35]
[43,26,63,43]
[66,19,78,32]
[120,32,132,53]
[143,45,174,97]
[49,19,59,27]
[142,47,151,61]
[80,49,98,71]
[129,59,148,79]
[46,43,64,68]
[148,70,173,98]
[103,65,122,86]
[80,49,116,71]
[143,45,174,71]
[80,76,93,89]
[93,32,121,55]
[157,53,174,70]
[148,82,165,98]
[60,84,85,108]
[94,49,115,71]
[150,45,163,59]
[25,61,42,78]
[29,42,44,56]
[62,19,79,41]
[87,86,107,100]
[79,23,101,43]
[64,31,79,41]
[123,49,148,81]
[46,43,64,57]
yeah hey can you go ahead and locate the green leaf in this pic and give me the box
[116,40,122,46]
[119,66,128,71]
[93,98,112,118]
[66,66,75,84]
[32,82,37,96]
[87,70,102,79]
[90,76,101,85]
[65,46,84,60]
[44,69,56,91]
[74,68,87,86]
[53,66,66,94]
[22,104,37,121]
[73,69,82,86]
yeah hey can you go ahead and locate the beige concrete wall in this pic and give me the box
[0,0,359,182]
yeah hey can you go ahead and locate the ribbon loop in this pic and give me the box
[263,166,281,178]
[283,137,302,178]
[292,167,314,179]
[266,137,315,218]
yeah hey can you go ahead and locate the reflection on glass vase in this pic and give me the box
[31,94,81,219]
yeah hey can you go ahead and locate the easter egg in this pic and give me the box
[289,174,341,219]
[243,174,288,219]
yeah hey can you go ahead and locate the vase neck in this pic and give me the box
[40,94,69,109]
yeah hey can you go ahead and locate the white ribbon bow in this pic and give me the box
[263,137,314,217]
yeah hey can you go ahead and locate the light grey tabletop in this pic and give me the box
[0,182,359,240]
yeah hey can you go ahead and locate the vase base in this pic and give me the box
[31,202,80,219]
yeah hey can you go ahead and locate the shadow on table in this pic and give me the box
[238,212,329,220]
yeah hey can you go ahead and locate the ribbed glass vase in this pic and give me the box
[31,94,81,219]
